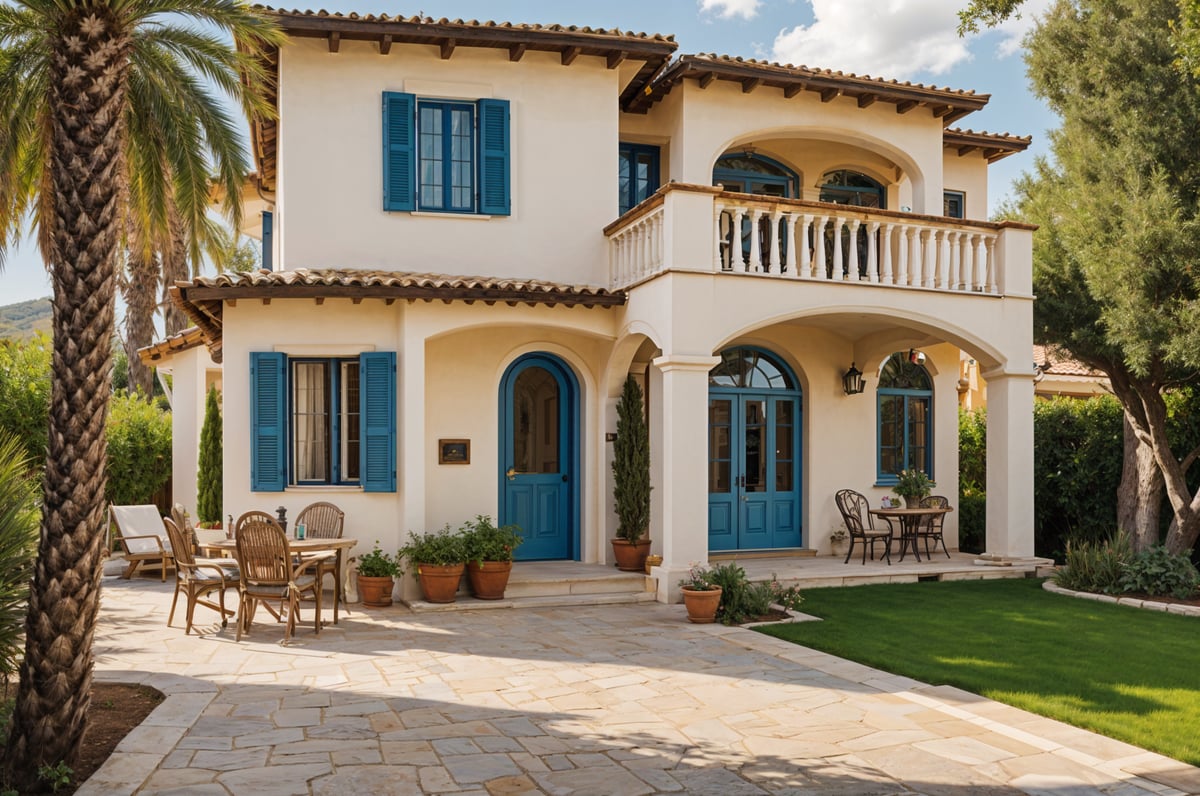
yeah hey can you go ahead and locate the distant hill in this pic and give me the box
[0,297,52,339]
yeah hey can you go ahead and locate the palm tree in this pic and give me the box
[0,2,280,787]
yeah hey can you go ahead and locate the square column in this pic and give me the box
[979,370,1042,564]
[650,354,720,602]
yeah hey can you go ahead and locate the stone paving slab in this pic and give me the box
[81,576,1200,795]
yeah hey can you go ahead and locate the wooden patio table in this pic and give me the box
[869,506,953,563]
[211,536,357,624]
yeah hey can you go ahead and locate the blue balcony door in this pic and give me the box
[707,348,803,552]
[500,354,578,561]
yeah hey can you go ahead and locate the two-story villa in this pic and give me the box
[146,8,1039,602]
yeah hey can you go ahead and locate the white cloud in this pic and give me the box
[993,0,1054,57]
[771,0,977,80]
[699,0,762,21]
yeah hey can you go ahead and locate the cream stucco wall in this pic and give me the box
[942,151,990,220]
[275,38,620,286]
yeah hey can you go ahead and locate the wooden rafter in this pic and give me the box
[561,46,580,65]
[607,51,626,69]
[698,71,716,89]
[508,42,526,61]
[741,77,761,94]
[819,87,839,103]
[379,34,392,55]
[440,38,456,59]
[327,31,340,53]
[895,99,919,114]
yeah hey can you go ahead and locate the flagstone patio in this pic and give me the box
[83,575,1200,795]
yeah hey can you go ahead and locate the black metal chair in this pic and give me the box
[835,489,893,565]
[917,495,952,558]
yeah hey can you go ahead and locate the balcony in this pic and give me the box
[605,184,1032,296]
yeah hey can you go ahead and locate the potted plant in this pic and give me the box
[611,375,652,571]
[893,469,934,508]
[399,525,467,603]
[461,515,523,600]
[829,525,849,558]
[356,541,401,607]
[678,563,722,624]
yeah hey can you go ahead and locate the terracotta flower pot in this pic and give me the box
[357,575,395,608]
[467,560,512,600]
[681,586,722,624]
[904,495,921,508]
[611,538,651,572]
[418,563,464,603]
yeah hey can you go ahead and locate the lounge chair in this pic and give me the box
[110,504,175,581]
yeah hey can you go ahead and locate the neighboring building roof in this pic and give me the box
[1033,345,1106,378]
[137,327,206,366]
[627,53,990,123]
[943,128,1032,163]
[170,269,627,363]
[245,7,679,192]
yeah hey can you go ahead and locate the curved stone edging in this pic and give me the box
[1042,580,1200,617]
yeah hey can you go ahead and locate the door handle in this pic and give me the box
[506,467,517,481]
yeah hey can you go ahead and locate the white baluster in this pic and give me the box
[768,210,783,274]
[832,217,846,280]
[950,232,963,290]
[617,233,627,288]
[814,216,828,279]
[938,228,951,289]
[748,209,764,273]
[799,214,813,278]
[985,235,998,293]
[713,204,726,272]
[847,219,861,281]
[866,221,880,283]
[923,229,937,288]
[896,225,909,285]
[974,234,987,291]
[732,207,748,272]
[784,214,799,277]
[908,226,921,286]
[881,223,894,284]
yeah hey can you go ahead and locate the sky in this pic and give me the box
[0,0,1057,307]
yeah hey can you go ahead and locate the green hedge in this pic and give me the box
[106,392,172,507]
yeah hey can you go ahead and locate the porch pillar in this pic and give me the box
[651,354,720,603]
[979,370,1042,564]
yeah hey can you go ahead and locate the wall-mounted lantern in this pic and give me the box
[842,362,866,395]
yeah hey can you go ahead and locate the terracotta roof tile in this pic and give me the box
[137,327,206,366]
[1034,344,1106,377]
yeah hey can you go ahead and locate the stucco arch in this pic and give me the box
[709,126,927,211]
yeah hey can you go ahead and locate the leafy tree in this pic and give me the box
[612,376,651,542]
[0,1,280,786]
[0,334,50,467]
[1007,0,1200,555]
[196,386,222,524]
[105,392,171,507]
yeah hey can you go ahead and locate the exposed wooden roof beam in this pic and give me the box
[440,38,455,59]
[957,144,980,156]
[698,71,716,89]
[857,93,877,108]
[819,87,839,102]
[379,34,392,55]
[508,42,526,61]
[327,31,340,53]
[561,45,580,65]
[895,99,919,114]
[932,104,954,118]
[741,77,761,94]
[783,83,805,99]
[607,51,626,69]
[983,147,1004,161]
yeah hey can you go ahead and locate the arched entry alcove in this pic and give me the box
[707,347,803,551]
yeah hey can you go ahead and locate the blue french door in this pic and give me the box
[500,355,577,560]
[708,392,801,551]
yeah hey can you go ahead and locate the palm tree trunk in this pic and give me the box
[161,202,191,336]
[123,240,159,397]
[4,5,131,789]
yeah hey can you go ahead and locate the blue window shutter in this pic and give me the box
[360,352,396,492]
[382,92,415,212]
[477,98,511,216]
[250,352,287,491]
[261,211,273,270]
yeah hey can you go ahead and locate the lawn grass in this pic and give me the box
[755,577,1200,765]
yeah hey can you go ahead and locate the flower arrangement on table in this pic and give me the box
[893,469,934,504]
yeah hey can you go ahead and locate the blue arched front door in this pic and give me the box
[708,348,803,551]
[499,354,578,560]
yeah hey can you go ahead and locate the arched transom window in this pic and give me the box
[820,169,886,209]
[709,348,796,390]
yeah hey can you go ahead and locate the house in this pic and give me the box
[145,9,1042,602]
[958,345,1110,410]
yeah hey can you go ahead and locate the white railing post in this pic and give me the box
[784,213,799,277]
[937,228,951,289]
[713,204,727,272]
[799,214,813,278]
[881,223,894,284]
[814,216,828,280]
[923,228,937,288]
[832,217,846,280]
[974,233,987,291]
[768,210,783,274]
[733,207,748,272]
[847,219,862,281]
[896,225,909,285]
[748,208,764,273]
[866,221,880,283]
[985,235,998,293]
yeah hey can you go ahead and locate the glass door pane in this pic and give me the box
[512,366,559,473]
[774,399,793,492]
[708,399,732,493]
[743,399,766,493]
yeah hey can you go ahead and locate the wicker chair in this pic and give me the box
[917,495,952,559]
[163,517,237,634]
[233,513,329,643]
[834,489,893,565]
[295,502,346,623]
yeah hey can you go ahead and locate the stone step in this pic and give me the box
[405,590,656,613]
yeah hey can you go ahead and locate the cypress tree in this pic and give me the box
[612,375,651,541]
[196,386,222,524]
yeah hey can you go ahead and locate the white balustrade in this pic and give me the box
[608,190,1004,295]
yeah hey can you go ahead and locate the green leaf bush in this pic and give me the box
[1053,530,1133,595]
[1118,546,1200,599]
[399,526,467,571]
[460,515,522,564]
[356,542,400,578]
[105,392,171,507]
[0,334,50,467]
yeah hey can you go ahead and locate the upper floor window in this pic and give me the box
[820,170,885,208]
[382,92,510,216]
[713,153,797,197]
[944,190,965,219]
[877,351,932,482]
[619,143,660,215]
